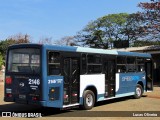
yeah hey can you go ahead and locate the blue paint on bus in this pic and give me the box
[116,72,146,95]
[117,51,151,58]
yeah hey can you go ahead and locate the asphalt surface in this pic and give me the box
[0,82,160,120]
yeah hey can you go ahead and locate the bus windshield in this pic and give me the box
[7,48,40,74]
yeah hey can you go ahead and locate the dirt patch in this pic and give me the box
[147,95,160,99]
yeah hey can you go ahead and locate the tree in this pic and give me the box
[0,53,4,69]
[54,36,77,46]
[138,0,160,42]
[0,33,31,64]
[133,40,160,47]
[121,13,149,46]
[76,13,143,48]
[38,36,53,44]
[8,33,31,43]
[0,39,16,62]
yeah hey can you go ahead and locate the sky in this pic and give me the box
[0,0,150,43]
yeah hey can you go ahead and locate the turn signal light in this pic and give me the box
[64,95,68,99]
[6,76,12,84]
[51,89,55,92]
[32,96,39,101]
[72,93,77,97]
[6,93,12,97]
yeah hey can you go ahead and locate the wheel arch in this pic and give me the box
[83,85,98,102]
[137,81,144,92]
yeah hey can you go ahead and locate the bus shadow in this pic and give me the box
[142,95,147,97]
[0,96,147,117]
[0,103,41,114]
[0,103,78,117]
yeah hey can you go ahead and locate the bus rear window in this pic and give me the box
[7,48,40,74]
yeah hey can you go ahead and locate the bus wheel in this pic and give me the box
[83,90,95,110]
[134,84,143,99]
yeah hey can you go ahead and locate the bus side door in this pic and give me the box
[63,58,80,105]
[104,55,116,98]
[145,60,153,91]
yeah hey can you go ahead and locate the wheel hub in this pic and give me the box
[86,94,93,107]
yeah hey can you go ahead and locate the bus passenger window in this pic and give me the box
[126,57,136,72]
[87,54,102,74]
[136,58,145,72]
[127,57,135,64]
[117,56,126,64]
[117,65,126,73]
[138,65,144,72]
[88,65,102,74]
[48,52,61,75]
[117,56,126,73]
[88,55,101,64]
[49,52,60,63]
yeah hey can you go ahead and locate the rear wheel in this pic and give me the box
[82,90,95,110]
[134,84,143,99]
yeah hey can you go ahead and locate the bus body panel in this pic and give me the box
[42,46,64,108]
[79,72,146,103]
[46,76,64,108]
[4,44,43,105]
[117,51,151,58]
[80,74,105,102]
[4,44,153,109]
[4,74,42,104]
[116,72,146,95]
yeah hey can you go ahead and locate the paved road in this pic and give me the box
[0,82,160,120]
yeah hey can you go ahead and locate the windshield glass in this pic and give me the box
[7,48,40,74]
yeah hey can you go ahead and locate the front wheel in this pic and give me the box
[82,90,95,110]
[133,84,143,99]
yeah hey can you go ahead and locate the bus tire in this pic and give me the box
[82,90,95,110]
[134,84,143,99]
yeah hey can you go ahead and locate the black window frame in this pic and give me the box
[136,57,145,72]
[116,55,146,73]
[47,51,62,76]
[126,56,136,72]
[116,56,127,73]
[7,47,41,75]
[81,53,103,74]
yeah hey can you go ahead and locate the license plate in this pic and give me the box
[19,94,26,99]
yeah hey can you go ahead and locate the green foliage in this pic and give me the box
[76,13,147,48]
[76,12,153,48]
[0,53,4,69]
[0,39,15,57]
[133,40,160,47]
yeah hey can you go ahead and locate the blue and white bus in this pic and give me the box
[4,44,153,110]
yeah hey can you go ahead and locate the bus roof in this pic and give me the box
[9,44,151,58]
[43,44,151,58]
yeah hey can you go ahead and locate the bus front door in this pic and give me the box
[63,58,80,105]
[145,60,153,91]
